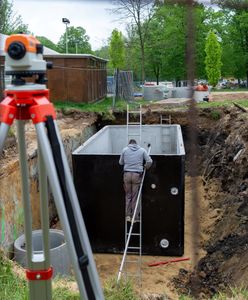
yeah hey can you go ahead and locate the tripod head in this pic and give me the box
[5,34,52,86]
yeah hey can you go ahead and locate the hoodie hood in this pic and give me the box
[128,144,140,151]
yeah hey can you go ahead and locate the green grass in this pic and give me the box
[197,99,248,108]
[0,252,139,299]
[211,88,248,92]
[54,95,248,116]
[178,286,248,300]
[0,252,28,300]
[1,252,248,300]
[104,278,138,300]
[54,96,248,114]
[7,127,15,138]
[212,286,248,300]
[54,97,146,114]
[210,110,222,120]
[53,287,80,300]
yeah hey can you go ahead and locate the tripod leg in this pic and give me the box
[38,145,51,269]
[16,120,33,263]
[0,122,10,154]
[17,121,52,300]
[53,121,104,299]
[35,145,52,299]
[35,122,89,300]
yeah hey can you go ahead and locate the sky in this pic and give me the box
[12,0,126,50]
[12,0,215,51]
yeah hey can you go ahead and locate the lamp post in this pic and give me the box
[62,18,70,53]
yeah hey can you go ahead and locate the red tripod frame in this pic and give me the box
[0,89,56,125]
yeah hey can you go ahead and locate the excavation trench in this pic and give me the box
[0,106,247,299]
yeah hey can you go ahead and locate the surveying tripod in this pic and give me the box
[0,34,104,300]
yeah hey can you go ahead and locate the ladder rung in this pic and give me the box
[128,111,141,113]
[123,273,140,277]
[127,246,140,250]
[126,233,141,236]
[128,122,140,125]
[127,251,140,254]
[125,260,140,263]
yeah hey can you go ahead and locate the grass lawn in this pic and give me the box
[54,97,248,114]
[197,99,248,108]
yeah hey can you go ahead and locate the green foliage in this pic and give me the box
[104,278,138,300]
[197,99,248,108]
[211,286,248,299]
[94,45,110,60]
[205,30,222,87]
[0,251,28,300]
[178,296,193,300]
[36,36,61,53]
[7,127,15,137]
[210,110,221,120]
[125,25,143,80]
[0,0,28,34]
[52,287,80,300]
[151,4,188,83]
[109,29,125,70]
[54,97,146,114]
[58,26,92,54]
[113,0,155,82]
[2,253,248,300]
[54,97,116,113]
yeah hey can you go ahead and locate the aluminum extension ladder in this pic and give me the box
[126,104,142,144]
[160,114,172,153]
[160,114,171,124]
[117,104,143,285]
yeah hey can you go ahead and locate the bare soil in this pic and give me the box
[210,91,248,102]
[1,92,248,299]
[94,176,208,299]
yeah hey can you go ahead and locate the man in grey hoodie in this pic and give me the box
[119,139,152,222]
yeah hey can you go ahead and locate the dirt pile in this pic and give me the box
[174,108,248,298]
[1,101,248,299]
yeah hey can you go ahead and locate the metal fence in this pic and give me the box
[113,70,134,102]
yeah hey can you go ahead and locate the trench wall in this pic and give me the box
[0,124,96,254]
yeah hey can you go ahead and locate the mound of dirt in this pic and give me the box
[174,108,248,298]
[1,100,248,299]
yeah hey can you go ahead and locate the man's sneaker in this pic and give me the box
[126,216,131,222]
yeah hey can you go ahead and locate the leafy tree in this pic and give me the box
[112,0,155,83]
[144,17,164,84]
[109,29,125,70]
[225,12,248,84]
[0,0,28,34]
[109,29,125,100]
[94,45,110,60]
[205,30,222,86]
[57,26,92,54]
[153,3,188,84]
[212,1,248,84]
[36,36,61,53]
[125,24,143,81]
[211,0,248,11]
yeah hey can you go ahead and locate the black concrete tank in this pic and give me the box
[72,125,185,256]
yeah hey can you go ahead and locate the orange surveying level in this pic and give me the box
[4,34,52,85]
[0,34,104,300]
